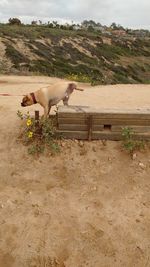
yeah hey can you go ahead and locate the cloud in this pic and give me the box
[0,0,149,29]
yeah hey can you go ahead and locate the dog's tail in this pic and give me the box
[75,88,84,91]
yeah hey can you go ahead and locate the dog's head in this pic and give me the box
[21,94,33,107]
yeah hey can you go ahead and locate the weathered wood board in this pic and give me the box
[111,125,150,133]
[56,105,150,140]
[58,106,150,119]
[56,130,150,141]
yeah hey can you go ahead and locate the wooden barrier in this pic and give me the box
[56,106,150,140]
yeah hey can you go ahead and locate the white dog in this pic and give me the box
[21,82,83,117]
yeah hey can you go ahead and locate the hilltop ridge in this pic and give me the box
[0,24,150,84]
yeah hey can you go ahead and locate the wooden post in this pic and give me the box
[87,115,93,141]
[35,110,40,132]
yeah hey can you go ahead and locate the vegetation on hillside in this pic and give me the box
[0,21,150,84]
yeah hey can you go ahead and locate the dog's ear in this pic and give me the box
[24,96,28,101]
[22,95,31,105]
[22,96,28,103]
[26,95,31,101]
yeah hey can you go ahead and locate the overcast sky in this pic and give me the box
[0,0,149,29]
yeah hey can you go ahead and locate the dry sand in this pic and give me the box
[0,75,150,267]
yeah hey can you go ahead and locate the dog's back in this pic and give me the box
[41,82,69,102]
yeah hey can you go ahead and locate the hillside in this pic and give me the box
[0,24,150,84]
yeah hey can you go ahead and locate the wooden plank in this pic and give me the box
[94,119,150,126]
[58,106,150,115]
[58,117,150,126]
[59,124,88,131]
[59,131,123,140]
[131,133,150,140]
[56,130,113,140]
[59,124,150,132]
[58,105,90,114]
[58,113,150,119]
[93,132,150,140]
[58,118,88,125]
[56,130,87,140]
[58,124,104,131]
[58,106,150,119]
[56,130,150,141]
[112,125,150,133]
[93,131,122,140]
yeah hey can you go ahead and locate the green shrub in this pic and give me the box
[122,127,145,154]
[113,73,131,84]
[17,110,60,155]
[29,60,54,76]
[5,43,29,67]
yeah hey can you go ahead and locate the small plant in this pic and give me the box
[121,127,145,154]
[17,110,60,155]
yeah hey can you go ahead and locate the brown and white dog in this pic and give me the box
[21,82,83,117]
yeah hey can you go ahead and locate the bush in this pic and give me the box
[29,60,54,76]
[122,127,145,154]
[17,110,60,155]
[113,73,131,84]
[8,18,22,25]
[5,43,29,67]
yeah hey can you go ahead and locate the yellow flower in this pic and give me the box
[26,119,32,127]
[28,131,33,138]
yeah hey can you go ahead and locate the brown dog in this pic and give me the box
[21,81,83,117]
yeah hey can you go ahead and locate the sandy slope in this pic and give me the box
[0,75,150,267]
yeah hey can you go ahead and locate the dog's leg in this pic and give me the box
[48,106,51,116]
[44,106,49,118]
[63,96,69,106]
